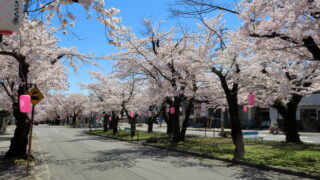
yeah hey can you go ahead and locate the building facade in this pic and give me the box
[188,93,320,132]
[270,93,320,132]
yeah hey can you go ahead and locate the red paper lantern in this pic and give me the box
[19,95,31,113]
[248,93,255,106]
[243,105,248,112]
[0,0,24,35]
[170,107,175,114]
[108,116,112,121]
[166,107,170,113]
[130,112,135,118]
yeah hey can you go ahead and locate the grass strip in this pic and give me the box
[87,129,320,174]
[152,136,320,174]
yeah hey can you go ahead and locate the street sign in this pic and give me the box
[28,86,44,105]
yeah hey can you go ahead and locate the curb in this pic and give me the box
[85,131,320,180]
[31,134,51,180]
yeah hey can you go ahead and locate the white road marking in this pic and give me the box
[52,128,58,133]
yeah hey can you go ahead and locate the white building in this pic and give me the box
[270,93,320,131]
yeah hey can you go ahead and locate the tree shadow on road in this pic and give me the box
[41,130,304,180]
[231,166,302,180]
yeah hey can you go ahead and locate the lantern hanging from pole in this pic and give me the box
[0,0,24,35]
[166,107,170,113]
[19,95,31,113]
[243,105,248,112]
[248,93,255,106]
[108,116,112,121]
[130,112,135,118]
[170,107,175,114]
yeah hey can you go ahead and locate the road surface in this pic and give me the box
[35,125,311,180]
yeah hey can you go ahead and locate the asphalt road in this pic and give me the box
[35,125,311,180]
[119,124,320,144]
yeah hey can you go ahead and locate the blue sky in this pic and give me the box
[58,0,240,94]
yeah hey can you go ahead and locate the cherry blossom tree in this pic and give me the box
[35,93,88,125]
[0,0,121,40]
[140,82,167,133]
[170,0,320,156]
[237,35,320,143]
[109,19,221,142]
[187,15,263,159]
[82,72,147,135]
[192,0,320,143]
[81,73,120,133]
[0,19,92,159]
[239,0,320,61]
[172,0,320,62]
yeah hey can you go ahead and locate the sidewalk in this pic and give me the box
[0,125,50,180]
[119,123,320,144]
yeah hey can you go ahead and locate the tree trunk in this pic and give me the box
[181,97,194,141]
[4,102,29,159]
[130,116,136,137]
[220,77,245,160]
[162,107,173,134]
[4,56,30,160]
[172,97,182,142]
[227,96,245,160]
[72,115,77,128]
[274,95,302,143]
[147,117,153,132]
[112,111,118,134]
[103,114,109,132]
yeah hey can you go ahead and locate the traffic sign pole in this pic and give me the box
[25,85,44,175]
[26,104,35,175]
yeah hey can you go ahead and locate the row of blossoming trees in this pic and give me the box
[0,0,121,159]
[1,0,319,161]
[82,0,320,160]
